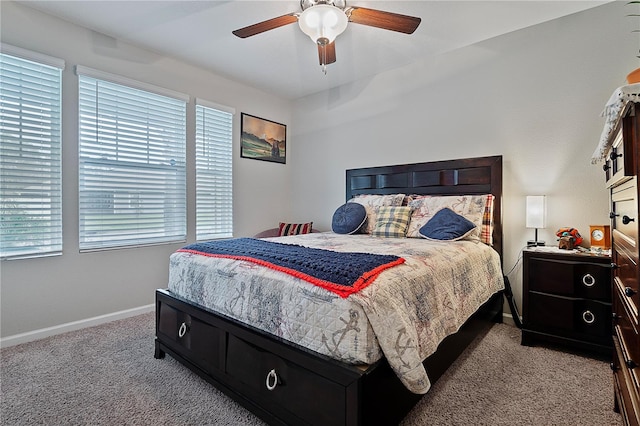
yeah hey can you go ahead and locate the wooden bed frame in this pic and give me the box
[155,155,504,425]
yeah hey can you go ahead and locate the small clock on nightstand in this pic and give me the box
[589,225,611,250]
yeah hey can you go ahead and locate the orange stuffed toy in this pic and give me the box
[555,227,583,246]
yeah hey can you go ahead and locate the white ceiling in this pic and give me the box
[17,1,612,100]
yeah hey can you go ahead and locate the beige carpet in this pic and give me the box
[0,313,622,425]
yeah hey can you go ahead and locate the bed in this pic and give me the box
[155,155,505,425]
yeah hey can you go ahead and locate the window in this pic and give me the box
[195,99,234,240]
[77,66,188,250]
[0,46,64,259]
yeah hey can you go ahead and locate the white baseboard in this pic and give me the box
[502,312,520,328]
[0,304,155,348]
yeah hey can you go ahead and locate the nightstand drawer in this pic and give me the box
[527,292,611,344]
[527,257,611,301]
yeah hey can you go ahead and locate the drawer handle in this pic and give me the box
[610,150,622,161]
[611,362,618,371]
[265,369,279,391]
[610,212,619,219]
[626,360,638,370]
[178,322,188,338]
[582,310,595,324]
[625,287,637,297]
[612,312,621,324]
[622,215,635,225]
[603,163,611,172]
[581,274,596,287]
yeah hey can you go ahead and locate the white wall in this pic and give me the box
[1,1,633,339]
[289,2,635,312]
[0,2,294,338]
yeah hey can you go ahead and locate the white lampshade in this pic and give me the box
[526,195,546,229]
[298,5,348,45]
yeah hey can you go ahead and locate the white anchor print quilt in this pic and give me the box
[167,232,504,394]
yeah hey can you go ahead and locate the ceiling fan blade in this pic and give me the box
[318,41,336,66]
[347,7,421,34]
[232,13,298,38]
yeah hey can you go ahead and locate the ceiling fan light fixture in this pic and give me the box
[298,5,348,45]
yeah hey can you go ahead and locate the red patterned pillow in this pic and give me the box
[278,222,313,236]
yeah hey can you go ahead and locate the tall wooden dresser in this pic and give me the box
[603,101,640,425]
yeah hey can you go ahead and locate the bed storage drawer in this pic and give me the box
[156,301,223,375]
[155,289,365,425]
[226,334,346,425]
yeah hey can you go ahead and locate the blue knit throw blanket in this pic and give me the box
[178,238,405,298]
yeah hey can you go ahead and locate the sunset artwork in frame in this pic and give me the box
[240,113,286,164]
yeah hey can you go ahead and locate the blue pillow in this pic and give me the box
[332,203,367,235]
[419,208,477,241]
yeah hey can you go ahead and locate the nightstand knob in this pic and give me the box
[626,360,638,369]
[582,310,595,324]
[611,362,618,371]
[622,215,636,225]
[625,287,637,297]
[613,312,621,323]
[581,274,596,287]
[610,150,622,161]
[611,263,619,270]
[610,212,619,219]
[603,163,611,172]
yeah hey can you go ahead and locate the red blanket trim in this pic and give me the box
[177,249,405,298]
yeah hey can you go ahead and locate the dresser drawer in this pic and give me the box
[226,334,346,425]
[527,257,611,301]
[157,301,224,375]
[615,285,640,362]
[606,107,637,188]
[613,334,640,426]
[612,178,639,248]
[527,292,611,345]
[615,248,640,319]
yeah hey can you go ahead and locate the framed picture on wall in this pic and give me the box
[240,113,286,164]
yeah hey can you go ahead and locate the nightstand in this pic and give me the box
[521,247,613,357]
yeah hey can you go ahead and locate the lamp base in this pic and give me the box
[527,240,545,247]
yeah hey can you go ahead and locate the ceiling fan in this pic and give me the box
[232,0,421,73]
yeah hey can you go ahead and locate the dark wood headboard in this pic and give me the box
[346,155,503,262]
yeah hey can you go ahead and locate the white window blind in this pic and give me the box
[195,99,233,240]
[77,69,187,250]
[0,49,64,259]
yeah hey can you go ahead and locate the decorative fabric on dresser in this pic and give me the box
[168,232,504,394]
[593,83,640,163]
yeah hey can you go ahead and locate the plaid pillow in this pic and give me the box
[348,194,405,234]
[371,206,412,238]
[481,195,494,246]
[278,222,313,236]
